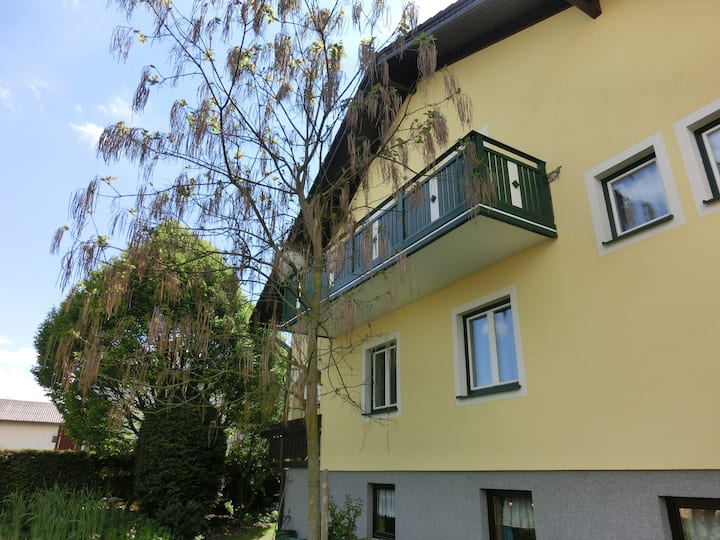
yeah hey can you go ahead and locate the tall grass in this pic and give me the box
[0,486,171,540]
[1,491,29,540]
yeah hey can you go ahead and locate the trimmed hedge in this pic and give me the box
[0,450,134,501]
[135,404,226,540]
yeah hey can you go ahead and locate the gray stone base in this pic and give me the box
[280,468,720,539]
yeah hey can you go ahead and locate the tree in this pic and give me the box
[135,401,226,539]
[37,221,276,452]
[54,1,471,537]
[35,302,124,452]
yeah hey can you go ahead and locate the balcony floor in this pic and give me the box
[324,209,554,335]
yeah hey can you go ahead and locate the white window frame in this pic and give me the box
[370,200,395,261]
[674,97,720,215]
[584,132,684,254]
[362,335,400,416]
[452,285,527,404]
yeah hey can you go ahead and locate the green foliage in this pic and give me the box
[327,496,362,540]
[0,450,133,502]
[224,433,279,520]
[0,486,170,540]
[135,403,227,539]
[57,0,464,536]
[34,221,266,453]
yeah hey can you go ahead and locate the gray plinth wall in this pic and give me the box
[279,468,720,539]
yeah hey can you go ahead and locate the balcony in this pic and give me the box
[263,418,319,470]
[283,131,556,331]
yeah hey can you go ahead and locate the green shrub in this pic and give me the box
[224,433,279,520]
[0,450,133,501]
[134,403,226,539]
[328,495,362,540]
[155,499,207,540]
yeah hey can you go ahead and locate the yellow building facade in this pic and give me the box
[276,1,720,538]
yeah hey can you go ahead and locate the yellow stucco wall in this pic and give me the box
[319,0,720,472]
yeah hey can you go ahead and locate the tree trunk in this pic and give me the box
[304,257,324,540]
[305,346,320,540]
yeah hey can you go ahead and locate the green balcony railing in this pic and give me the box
[282,131,556,323]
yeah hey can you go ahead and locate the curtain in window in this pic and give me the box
[494,307,517,382]
[377,488,395,518]
[373,349,387,408]
[681,508,720,540]
[501,496,534,530]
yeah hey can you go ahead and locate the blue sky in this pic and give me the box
[0,0,451,403]
[0,0,148,401]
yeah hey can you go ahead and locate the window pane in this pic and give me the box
[679,507,720,540]
[492,493,536,540]
[702,126,720,182]
[373,349,386,408]
[469,315,493,388]
[704,126,720,163]
[609,160,669,232]
[495,307,518,382]
[374,486,396,538]
[389,346,397,406]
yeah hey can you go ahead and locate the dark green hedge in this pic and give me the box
[135,404,226,540]
[0,450,134,501]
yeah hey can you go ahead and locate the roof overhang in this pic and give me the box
[253,0,600,324]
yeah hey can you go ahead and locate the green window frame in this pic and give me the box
[666,497,720,540]
[694,117,720,204]
[368,340,397,414]
[462,298,520,397]
[600,154,672,242]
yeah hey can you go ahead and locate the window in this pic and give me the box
[464,298,519,394]
[585,133,683,253]
[453,287,526,401]
[666,497,720,540]
[372,484,395,539]
[602,155,671,239]
[695,118,720,203]
[365,340,398,414]
[674,97,720,213]
[487,490,536,540]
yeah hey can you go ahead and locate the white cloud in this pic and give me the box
[0,83,14,111]
[75,103,83,114]
[28,83,46,101]
[70,121,104,150]
[0,336,10,345]
[0,347,50,402]
[97,96,133,122]
[63,0,80,8]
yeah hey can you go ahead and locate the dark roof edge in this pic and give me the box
[253,0,597,323]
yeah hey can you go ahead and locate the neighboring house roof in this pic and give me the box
[0,399,62,424]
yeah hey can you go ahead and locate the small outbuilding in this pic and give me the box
[0,399,76,450]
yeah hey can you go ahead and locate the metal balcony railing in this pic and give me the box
[281,131,555,323]
[263,417,319,469]
[325,131,555,295]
